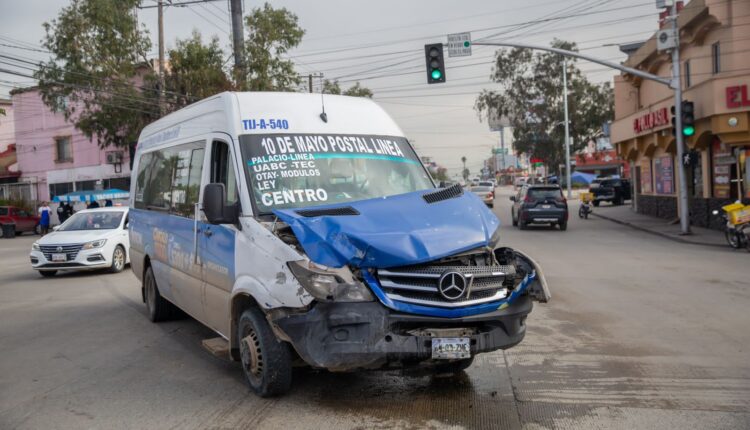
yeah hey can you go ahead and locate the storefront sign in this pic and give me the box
[654,156,674,194]
[633,107,669,133]
[712,138,733,198]
[640,159,652,194]
[726,85,750,109]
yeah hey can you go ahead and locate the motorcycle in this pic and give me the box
[579,192,594,219]
[713,201,750,251]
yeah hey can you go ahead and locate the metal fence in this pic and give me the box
[0,182,37,204]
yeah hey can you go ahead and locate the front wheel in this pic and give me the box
[39,270,57,277]
[144,266,176,322]
[559,221,568,231]
[578,207,584,218]
[110,245,126,273]
[238,307,293,397]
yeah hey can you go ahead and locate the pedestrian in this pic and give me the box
[56,202,65,224]
[38,202,51,235]
[88,200,100,209]
[63,202,74,220]
[105,199,113,207]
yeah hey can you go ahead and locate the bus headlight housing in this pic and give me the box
[288,260,374,302]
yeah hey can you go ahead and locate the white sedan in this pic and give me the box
[30,207,130,277]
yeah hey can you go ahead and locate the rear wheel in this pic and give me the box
[725,229,741,249]
[519,220,527,230]
[39,270,57,277]
[144,266,175,322]
[512,214,518,227]
[578,206,584,218]
[559,221,568,231]
[238,307,293,397]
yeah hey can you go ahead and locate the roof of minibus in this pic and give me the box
[137,92,406,152]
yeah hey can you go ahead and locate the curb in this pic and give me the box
[590,211,726,248]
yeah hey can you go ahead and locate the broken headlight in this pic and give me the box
[288,260,374,302]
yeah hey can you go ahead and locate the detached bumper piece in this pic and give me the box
[271,297,532,372]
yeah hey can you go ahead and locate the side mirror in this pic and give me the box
[509,196,516,202]
[203,183,238,225]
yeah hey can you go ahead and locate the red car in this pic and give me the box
[0,206,41,236]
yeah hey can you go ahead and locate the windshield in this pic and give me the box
[59,211,123,231]
[471,186,492,192]
[240,134,433,213]
[528,188,562,200]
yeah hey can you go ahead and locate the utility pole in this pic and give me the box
[309,74,313,93]
[230,0,245,88]
[562,57,572,199]
[157,0,165,115]
[669,2,691,235]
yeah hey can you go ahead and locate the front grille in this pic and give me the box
[376,264,515,308]
[39,244,84,262]
[295,206,359,217]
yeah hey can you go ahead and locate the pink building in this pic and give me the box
[0,98,20,184]
[12,89,132,202]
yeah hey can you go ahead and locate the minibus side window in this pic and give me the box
[134,152,153,209]
[211,141,238,205]
[170,147,205,218]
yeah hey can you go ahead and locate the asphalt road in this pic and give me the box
[1,187,749,429]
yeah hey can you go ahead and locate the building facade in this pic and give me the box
[0,98,20,184]
[612,0,750,229]
[12,89,132,203]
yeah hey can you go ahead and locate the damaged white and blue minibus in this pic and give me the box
[128,92,550,397]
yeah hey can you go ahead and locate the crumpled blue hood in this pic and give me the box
[273,189,500,269]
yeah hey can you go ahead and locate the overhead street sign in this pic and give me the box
[447,32,472,57]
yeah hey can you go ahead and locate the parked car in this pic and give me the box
[29,207,130,277]
[589,178,631,206]
[128,91,550,397]
[0,206,40,236]
[510,185,569,230]
[514,177,527,189]
[470,184,495,207]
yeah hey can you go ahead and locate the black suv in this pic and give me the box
[510,185,569,231]
[590,178,631,206]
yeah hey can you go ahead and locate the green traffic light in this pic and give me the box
[431,69,442,80]
[683,125,695,136]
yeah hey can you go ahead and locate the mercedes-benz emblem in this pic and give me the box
[438,271,467,300]
[56,246,63,252]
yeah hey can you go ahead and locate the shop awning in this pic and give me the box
[52,188,129,203]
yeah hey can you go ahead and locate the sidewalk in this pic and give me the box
[590,204,727,247]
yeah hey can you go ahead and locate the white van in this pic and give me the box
[129,92,549,397]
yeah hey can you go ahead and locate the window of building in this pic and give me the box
[711,42,720,74]
[75,180,97,191]
[49,182,73,199]
[104,177,131,190]
[684,60,691,88]
[55,136,73,162]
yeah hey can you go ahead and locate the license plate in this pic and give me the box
[431,337,471,359]
[542,204,551,209]
[51,253,67,262]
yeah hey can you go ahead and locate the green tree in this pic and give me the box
[243,3,304,91]
[35,0,155,149]
[322,79,373,98]
[475,40,613,169]
[162,31,233,110]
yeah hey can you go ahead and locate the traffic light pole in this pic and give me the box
[472,27,692,234]
[670,2,691,235]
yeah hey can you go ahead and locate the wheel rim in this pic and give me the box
[240,327,263,384]
[726,230,740,248]
[114,248,124,270]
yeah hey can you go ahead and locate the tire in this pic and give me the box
[238,307,293,397]
[432,357,474,375]
[593,201,600,207]
[110,245,126,273]
[578,207,584,219]
[519,220,527,230]
[144,265,175,322]
[559,221,568,231]
[725,229,741,249]
[615,196,624,206]
[39,270,57,277]
[35,224,41,235]
[584,211,589,220]
[487,203,494,208]
[512,214,518,227]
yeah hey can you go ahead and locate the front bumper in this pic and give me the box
[271,295,532,371]
[30,249,110,271]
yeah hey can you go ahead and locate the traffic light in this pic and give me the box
[671,101,696,137]
[681,100,695,137]
[424,43,446,84]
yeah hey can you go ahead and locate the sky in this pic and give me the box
[0,0,663,178]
